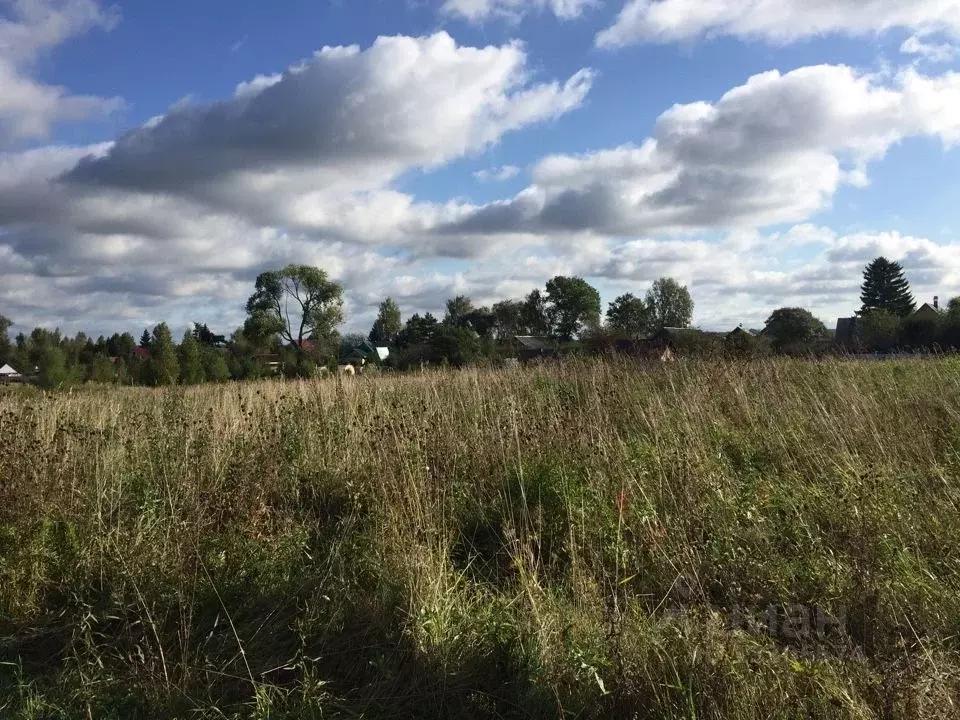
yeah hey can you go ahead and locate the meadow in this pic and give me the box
[1,357,960,719]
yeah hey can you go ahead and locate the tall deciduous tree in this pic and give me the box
[245,265,344,354]
[443,295,474,326]
[522,289,552,336]
[860,257,916,317]
[606,294,651,337]
[369,297,402,344]
[148,323,180,386]
[545,276,601,341]
[763,308,827,353]
[646,278,694,330]
[492,300,526,338]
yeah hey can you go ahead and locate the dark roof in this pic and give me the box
[514,336,555,350]
[132,346,150,359]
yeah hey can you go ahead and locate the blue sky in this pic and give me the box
[2,0,960,338]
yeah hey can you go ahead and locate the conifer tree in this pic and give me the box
[179,330,205,385]
[148,323,180,386]
[860,257,916,317]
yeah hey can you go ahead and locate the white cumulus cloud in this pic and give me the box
[597,0,960,49]
[442,0,596,23]
[438,64,960,236]
[0,0,122,147]
[474,164,521,182]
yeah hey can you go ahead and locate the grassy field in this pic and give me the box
[2,358,960,719]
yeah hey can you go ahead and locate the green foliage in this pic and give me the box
[723,327,768,357]
[646,277,694,330]
[107,332,136,359]
[428,324,481,367]
[178,330,205,385]
[606,293,651,337]
[36,345,69,389]
[545,276,602,340]
[369,297,402,344]
[443,295,474,327]
[763,307,828,353]
[492,299,527,338]
[202,347,232,382]
[523,289,551,336]
[87,354,118,384]
[860,257,916,316]
[0,313,11,362]
[398,312,439,348]
[859,309,902,352]
[244,264,344,350]
[139,328,151,349]
[2,359,960,718]
[148,322,180,386]
[192,322,227,347]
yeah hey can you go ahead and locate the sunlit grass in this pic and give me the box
[1,357,959,718]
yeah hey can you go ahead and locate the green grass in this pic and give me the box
[2,357,960,718]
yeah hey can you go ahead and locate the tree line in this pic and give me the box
[1,258,957,389]
[0,268,694,388]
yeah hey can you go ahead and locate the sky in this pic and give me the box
[2,0,960,339]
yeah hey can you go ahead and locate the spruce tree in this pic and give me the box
[148,323,180,386]
[139,329,152,348]
[179,330,205,385]
[860,257,916,317]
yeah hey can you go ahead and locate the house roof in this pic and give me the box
[347,340,390,361]
[514,336,555,351]
[132,346,150,359]
[0,363,20,376]
[913,303,943,316]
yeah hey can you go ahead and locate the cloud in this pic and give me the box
[65,32,593,195]
[474,164,520,182]
[0,0,123,146]
[597,0,960,49]
[442,0,595,23]
[901,33,959,63]
[438,64,960,236]
[0,32,594,334]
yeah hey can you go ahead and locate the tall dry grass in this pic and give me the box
[2,357,960,718]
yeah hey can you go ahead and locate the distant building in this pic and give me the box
[510,336,558,361]
[912,297,944,322]
[0,363,21,381]
[835,317,860,350]
[345,339,390,364]
[255,353,284,374]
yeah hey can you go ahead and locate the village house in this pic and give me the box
[345,339,390,364]
[0,363,22,382]
[836,296,946,350]
[506,336,558,363]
